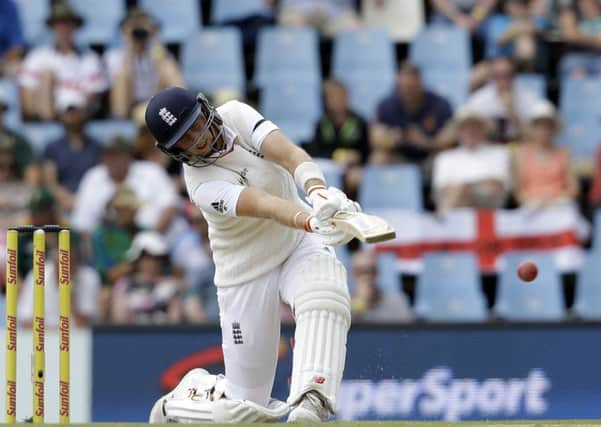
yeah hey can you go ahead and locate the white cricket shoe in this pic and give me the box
[149,368,211,423]
[287,391,330,423]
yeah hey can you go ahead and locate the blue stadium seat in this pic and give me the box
[409,25,471,72]
[556,114,601,161]
[515,73,547,98]
[211,0,272,23]
[345,77,395,120]
[182,28,245,94]
[140,0,201,43]
[254,28,321,88]
[21,122,65,154]
[573,251,601,320]
[559,77,601,117]
[71,0,125,45]
[422,68,468,109]
[259,82,322,144]
[332,29,396,83]
[331,29,396,119]
[14,0,49,44]
[321,165,343,190]
[376,252,401,294]
[0,78,20,111]
[415,252,487,322]
[359,165,423,211]
[86,120,138,145]
[494,252,566,321]
[593,210,601,249]
[335,245,354,292]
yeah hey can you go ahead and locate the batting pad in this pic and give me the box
[288,253,351,412]
[152,369,288,423]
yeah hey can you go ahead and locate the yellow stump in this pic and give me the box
[5,230,18,423]
[32,229,45,424]
[58,230,70,423]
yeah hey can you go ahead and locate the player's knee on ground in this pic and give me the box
[289,253,351,412]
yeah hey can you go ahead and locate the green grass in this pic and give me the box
[38,421,601,427]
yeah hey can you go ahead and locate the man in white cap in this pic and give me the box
[433,106,511,213]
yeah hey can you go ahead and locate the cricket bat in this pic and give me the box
[331,211,396,244]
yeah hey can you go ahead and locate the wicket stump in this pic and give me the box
[4,225,71,424]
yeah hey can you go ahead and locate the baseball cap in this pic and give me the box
[145,87,201,149]
[55,90,87,113]
[46,1,84,27]
[527,101,558,123]
[126,231,169,261]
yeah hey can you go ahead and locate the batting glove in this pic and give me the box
[305,216,354,246]
[307,185,343,221]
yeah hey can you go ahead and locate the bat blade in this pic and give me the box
[331,211,396,243]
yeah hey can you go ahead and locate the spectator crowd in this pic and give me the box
[2,0,601,326]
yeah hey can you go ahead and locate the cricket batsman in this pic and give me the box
[145,87,358,423]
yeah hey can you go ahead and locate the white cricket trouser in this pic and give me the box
[216,233,336,407]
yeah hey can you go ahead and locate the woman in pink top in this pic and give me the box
[514,103,579,208]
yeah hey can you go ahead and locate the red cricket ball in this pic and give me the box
[517,260,538,282]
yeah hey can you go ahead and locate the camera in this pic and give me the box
[131,27,149,42]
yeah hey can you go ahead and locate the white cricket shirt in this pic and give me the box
[183,101,305,287]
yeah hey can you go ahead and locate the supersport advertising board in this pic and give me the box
[91,324,601,422]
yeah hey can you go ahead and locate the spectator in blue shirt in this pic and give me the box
[0,0,25,77]
[370,62,453,167]
[43,91,102,213]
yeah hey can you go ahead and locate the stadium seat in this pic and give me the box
[377,252,401,294]
[86,119,138,145]
[14,0,49,44]
[515,73,547,98]
[20,122,65,154]
[331,29,396,119]
[573,251,601,320]
[494,252,566,321]
[556,114,601,161]
[182,28,245,94]
[211,0,272,23]
[422,68,469,109]
[71,0,125,45]
[332,29,396,82]
[343,77,394,120]
[254,28,321,88]
[0,78,20,111]
[140,0,201,43]
[409,25,471,72]
[559,77,601,117]
[414,252,487,322]
[259,82,322,144]
[593,210,601,249]
[359,165,423,211]
[335,245,354,292]
[361,0,425,42]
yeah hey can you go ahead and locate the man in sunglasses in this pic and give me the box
[145,87,360,423]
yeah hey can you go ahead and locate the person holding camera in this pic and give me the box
[104,7,185,119]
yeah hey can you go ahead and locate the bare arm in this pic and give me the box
[259,129,324,192]
[236,186,312,230]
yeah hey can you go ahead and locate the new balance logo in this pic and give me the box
[211,200,227,214]
[232,322,243,344]
[159,107,178,126]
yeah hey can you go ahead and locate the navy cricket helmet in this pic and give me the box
[145,87,223,166]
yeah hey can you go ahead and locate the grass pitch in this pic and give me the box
[52,421,601,427]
